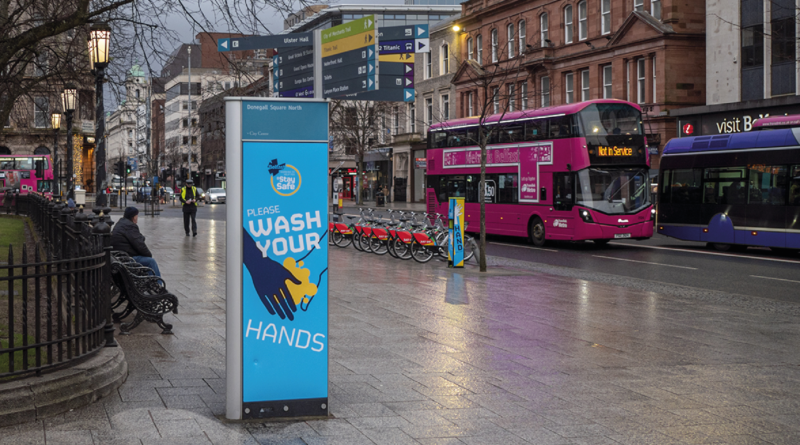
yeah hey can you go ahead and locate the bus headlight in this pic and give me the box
[580,209,594,223]
[651,208,656,220]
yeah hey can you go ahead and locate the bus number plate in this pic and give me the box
[614,233,631,239]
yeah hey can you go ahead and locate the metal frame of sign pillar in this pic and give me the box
[225,98,244,421]
[314,30,323,99]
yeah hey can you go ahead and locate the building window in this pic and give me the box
[128,129,133,138]
[581,69,590,101]
[519,21,526,53]
[182,101,188,110]
[476,35,483,63]
[492,87,499,114]
[565,5,573,44]
[135,89,140,99]
[468,37,474,60]
[603,65,613,98]
[191,118,197,127]
[183,118,189,128]
[634,0,644,11]
[34,52,48,76]
[540,13,549,47]
[441,44,449,74]
[33,97,48,128]
[182,136,189,145]
[468,92,474,116]
[578,1,587,40]
[425,52,431,79]
[626,60,631,101]
[409,103,416,133]
[191,136,197,145]
[507,24,515,58]
[393,106,399,134]
[652,56,657,103]
[651,0,661,20]
[426,97,433,128]
[637,58,646,103]
[541,76,550,107]
[565,73,574,104]
[508,84,516,112]
[601,0,611,35]
[771,0,796,96]
[521,82,528,109]
[491,28,498,62]
[441,95,449,120]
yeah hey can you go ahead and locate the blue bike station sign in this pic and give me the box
[225,98,330,420]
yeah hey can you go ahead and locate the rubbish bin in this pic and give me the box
[74,189,86,206]
[376,193,385,207]
[110,193,118,207]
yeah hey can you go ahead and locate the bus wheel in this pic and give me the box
[530,217,546,247]
[712,243,735,252]
[593,239,610,246]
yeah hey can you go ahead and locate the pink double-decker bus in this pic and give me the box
[426,99,654,246]
[0,154,55,199]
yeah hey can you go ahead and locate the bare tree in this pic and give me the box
[329,99,393,205]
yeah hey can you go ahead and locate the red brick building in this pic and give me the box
[453,0,706,170]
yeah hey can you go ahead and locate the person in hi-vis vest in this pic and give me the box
[180,179,199,236]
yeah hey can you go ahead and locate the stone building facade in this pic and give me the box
[453,0,707,172]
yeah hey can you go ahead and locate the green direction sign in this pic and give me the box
[320,16,375,44]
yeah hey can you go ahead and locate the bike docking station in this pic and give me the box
[448,197,466,268]
[225,96,331,421]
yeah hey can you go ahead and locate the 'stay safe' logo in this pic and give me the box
[269,158,302,196]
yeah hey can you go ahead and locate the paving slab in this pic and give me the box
[6,214,800,444]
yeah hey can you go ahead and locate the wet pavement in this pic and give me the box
[3,213,800,444]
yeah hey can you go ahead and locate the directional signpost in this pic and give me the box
[320,16,378,98]
[273,46,315,98]
[344,24,429,102]
[218,32,313,52]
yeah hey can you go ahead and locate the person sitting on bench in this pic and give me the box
[111,207,161,277]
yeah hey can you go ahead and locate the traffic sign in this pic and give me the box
[378,53,415,63]
[217,32,313,52]
[320,15,378,98]
[415,39,430,53]
[377,24,428,41]
[378,40,415,54]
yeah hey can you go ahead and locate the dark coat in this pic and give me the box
[111,217,152,257]
[180,186,198,213]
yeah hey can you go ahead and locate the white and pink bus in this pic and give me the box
[426,99,654,246]
[0,154,55,199]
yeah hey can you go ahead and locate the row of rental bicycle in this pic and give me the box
[328,208,479,263]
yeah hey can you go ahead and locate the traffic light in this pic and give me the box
[126,163,131,175]
[116,160,124,177]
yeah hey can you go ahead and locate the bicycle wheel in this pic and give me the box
[359,232,373,252]
[369,236,389,255]
[464,236,477,261]
[393,238,412,260]
[332,231,352,248]
[386,236,398,258]
[435,232,449,260]
[411,242,434,263]
[352,231,363,251]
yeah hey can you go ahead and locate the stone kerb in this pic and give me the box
[0,347,127,426]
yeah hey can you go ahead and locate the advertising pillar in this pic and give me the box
[448,197,465,268]
[226,98,330,420]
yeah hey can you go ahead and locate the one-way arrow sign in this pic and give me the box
[415,39,429,53]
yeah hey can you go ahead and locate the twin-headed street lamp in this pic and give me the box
[61,83,78,200]
[51,113,61,197]
[89,22,111,207]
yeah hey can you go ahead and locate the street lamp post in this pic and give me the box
[61,84,78,200]
[51,113,62,198]
[89,22,111,207]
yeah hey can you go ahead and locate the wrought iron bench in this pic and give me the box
[110,252,178,334]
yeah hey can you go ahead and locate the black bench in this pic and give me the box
[110,252,178,334]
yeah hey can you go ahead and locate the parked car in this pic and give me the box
[205,187,226,204]
[196,187,205,201]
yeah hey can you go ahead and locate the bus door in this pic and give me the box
[552,173,575,236]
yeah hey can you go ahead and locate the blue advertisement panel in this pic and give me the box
[237,99,329,419]
[448,197,465,268]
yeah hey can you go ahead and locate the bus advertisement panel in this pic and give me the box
[0,155,55,198]
[426,100,654,246]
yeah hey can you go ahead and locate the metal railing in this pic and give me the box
[1,193,116,379]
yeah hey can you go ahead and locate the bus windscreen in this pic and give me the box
[578,104,643,136]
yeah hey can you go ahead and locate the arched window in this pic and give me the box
[476,35,483,63]
[507,24,515,58]
[491,28,498,62]
[0,146,10,155]
[468,37,474,60]
[540,13,549,47]
[518,21,526,53]
[565,5,573,44]
[34,146,51,155]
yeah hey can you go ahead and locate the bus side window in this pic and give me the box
[34,160,44,178]
[671,169,702,204]
[660,170,671,204]
[525,120,547,141]
[790,166,800,206]
[553,173,574,211]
